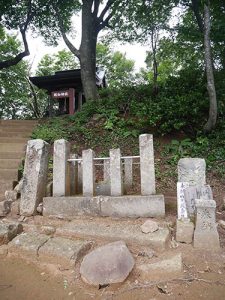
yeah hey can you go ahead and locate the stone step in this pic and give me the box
[0,143,26,152]
[0,137,28,144]
[0,126,35,133]
[0,131,32,138]
[0,120,38,126]
[55,218,170,251]
[0,152,24,159]
[0,169,19,181]
[0,159,21,169]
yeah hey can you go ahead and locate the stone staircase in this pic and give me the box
[0,120,38,201]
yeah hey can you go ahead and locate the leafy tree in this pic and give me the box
[36,49,79,76]
[96,43,135,87]
[0,28,33,118]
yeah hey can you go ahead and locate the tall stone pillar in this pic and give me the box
[69,154,79,195]
[139,134,155,195]
[53,139,70,197]
[20,139,50,216]
[124,158,133,194]
[110,149,123,196]
[82,149,95,196]
[103,159,110,183]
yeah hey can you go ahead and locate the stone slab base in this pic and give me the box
[8,232,92,268]
[43,195,165,218]
[56,219,170,251]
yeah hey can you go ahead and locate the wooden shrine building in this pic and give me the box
[29,68,106,116]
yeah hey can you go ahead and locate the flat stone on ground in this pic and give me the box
[38,237,92,268]
[137,253,183,281]
[0,222,22,245]
[80,241,135,286]
[8,232,49,258]
[141,220,159,233]
[56,219,169,251]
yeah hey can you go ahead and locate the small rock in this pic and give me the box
[0,201,11,217]
[138,249,155,259]
[0,222,23,245]
[14,179,23,193]
[80,241,135,286]
[37,203,43,214]
[40,225,56,235]
[218,220,225,229]
[18,216,26,222]
[170,237,179,248]
[5,190,18,202]
[0,245,8,258]
[141,220,159,234]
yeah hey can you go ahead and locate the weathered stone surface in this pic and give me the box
[103,159,110,183]
[38,237,92,268]
[5,190,18,201]
[0,200,11,216]
[80,241,134,286]
[141,220,159,234]
[56,219,169,251]
[20,139,50,216]
[110,149,123,196]
[82,149,95,196]
[139,134,155,195]
[218,220,225,229]
[0,245,8,258]
[36,203,43,214]
[8,232,49,257]
[10,200,20,215]
[178,158,206,185]
[40,225,56,235]
[176,219,194,244]
[43,195,165,218]
[184,185,213,216]
[0,222,23,245]
[194,199,220,250]
[53,139,70,197]
[100,195,165,218]
[43,196,101,217]
[137,253,183,281]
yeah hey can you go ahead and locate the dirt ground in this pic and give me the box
[1,248,225,300]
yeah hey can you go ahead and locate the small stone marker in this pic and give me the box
[137,253,182,281]
[177,182,189,219]
[176,219,194,244]
[53,139,70,197]
[141,220,159,233]
[194,199,220,250]
[184,185,213,216]
[80,240,135,286]
[178,158,206,185]
[20,139,50,216]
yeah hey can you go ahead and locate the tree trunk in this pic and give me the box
[79,1,99,101]
[151,29,159,97]
[203,1,217,132]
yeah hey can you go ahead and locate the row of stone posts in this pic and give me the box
[52,134,156,198]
